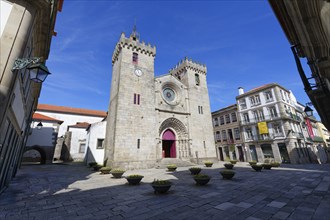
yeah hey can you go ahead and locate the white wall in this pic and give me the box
[85,121,106,164]
[26,121,56,147]
[36,111,104,136]
[0,0,12,37]
[68,127,87,161]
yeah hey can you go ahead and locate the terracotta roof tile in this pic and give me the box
[37,104,107,117]
[68,122,90,129]
[33,113,63,124]
[236,83,288,98]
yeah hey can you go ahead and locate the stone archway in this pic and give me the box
[159,118,190,159]
[162,129,176,158]
[23,146,47,164]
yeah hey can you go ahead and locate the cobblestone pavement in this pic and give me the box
[0,162,330,220]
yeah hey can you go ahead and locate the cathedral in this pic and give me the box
[104,29,216,169]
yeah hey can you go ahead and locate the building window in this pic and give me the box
[221,130,227,141]
[214,118,219,127]
[133,52,138,64]
[134,93,140,105]
[239,99,247,110]
[216,131,221,142]
[195,74,200,86]
[79,143,86,153]
[96,139,104,149]
[250,95,261,106]
[264,91,273,102]
[246,128,253,140]
[273,123,283,137]
[198,106,203,114]
[220,116,225,125]
[137,139,140,149]
[234,128,240,140]
[231,112,237,122]
[269,106,278,118]
[225,114,230,124]
[243,113,250,123]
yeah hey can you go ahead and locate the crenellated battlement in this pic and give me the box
[169,57,207,78]
[112,32,156,65]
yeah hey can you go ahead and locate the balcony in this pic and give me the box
[246,134,275,142]
[240,114,281,125]
[227,139,234,144]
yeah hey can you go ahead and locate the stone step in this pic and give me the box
[155,158,196,168]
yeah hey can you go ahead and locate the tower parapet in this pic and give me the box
[169,57,207,79]
[112,32,156,65]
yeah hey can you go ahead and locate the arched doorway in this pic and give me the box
[22,146,47,164]
[162,129,176,158]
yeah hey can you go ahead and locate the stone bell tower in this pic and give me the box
[104,28,157,169]
[170,57,216,161]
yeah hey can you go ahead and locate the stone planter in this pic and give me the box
[251,165,263,172]
[230,160,237,165]
[224,163,234,169]
[111,170,125,178]
[189,168,202,175]
[151,184,172,194]
[204,163,213,167]
[248,161,257,166]
[167,167,177,172]
[220,170,235,180]
[263,164,272,170]
[193,175,211,185]
[100,167,111,174]
[126,176,143,185]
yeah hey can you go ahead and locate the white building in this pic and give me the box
[33,104,107,162]
[236,83,309,163]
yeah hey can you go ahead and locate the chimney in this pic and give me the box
[238,87,244,95]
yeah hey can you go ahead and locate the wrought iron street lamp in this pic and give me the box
[304,106,313,117]
[36,122,43,130]
[12,57,51,82]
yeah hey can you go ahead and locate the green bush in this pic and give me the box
[152,179,171,185]
[111,168,125,173]
[166,164,177,169]
[248,161,257,166]
[193,174,210,179]
[127,174,144,178]
[220,169,235,174]
[271,162,280,167]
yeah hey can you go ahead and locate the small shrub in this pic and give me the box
[204,161,213,167]
[167,164,177,169]
[193,174,210,179]
[127,174,144,178]
[152,179,171,185]
[100,166,111,174]
[111,168,125,173]
[271,162,280,167]
[220,169,235,174]
[248,161,257,166]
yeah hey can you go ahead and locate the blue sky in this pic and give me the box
[40,0,315,115]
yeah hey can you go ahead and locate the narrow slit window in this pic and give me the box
[133,52,138,64]
[137,94,140,105]
[134,93,137,104]
[137,139,140,149]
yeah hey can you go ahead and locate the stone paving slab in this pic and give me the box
[0,162,330,219]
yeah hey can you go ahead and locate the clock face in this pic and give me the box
[135,69,143,77]
[163,88,175,102]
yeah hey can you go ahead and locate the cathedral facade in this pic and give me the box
[104,30,216,169]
